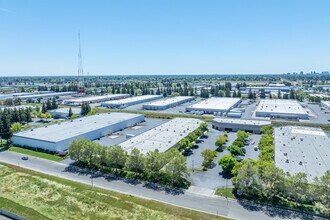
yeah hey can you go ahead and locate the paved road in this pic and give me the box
[0,151,319,220]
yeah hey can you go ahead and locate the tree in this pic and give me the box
[215,135,227,152]
[68,107,73,118]
[289,89,295,99]
[125,148,145,173]
[234,159,260,197]
[237,130,249,140]
[248,88,253,99]
[68,139,89,161]
[10,122,22,132]
[201,149,217,169]
[218,155,237,176]
[81,102,91,116]
[227,145,244,156]
[107,145,127,169]
[70,113,78,120]
[4,98,14,106]
[145,149,167,173]
[178,138,193,152]
[164,150,189,186]
[277,90,282,99]
[46,99,52,110]
[199,122,208,132]
[35,105,40,113]
[51,97,58,109]
[285,172,309,204]
[45,112,52,121]
[187,132,198,142]
[260,89,266,99]
[41,103,47,113]
[258,161,285,199]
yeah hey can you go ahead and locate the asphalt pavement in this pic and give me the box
[0,150,320,220]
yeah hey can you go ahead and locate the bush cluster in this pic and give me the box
[69,139,191,188]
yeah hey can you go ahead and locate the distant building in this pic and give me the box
[212,117,271,133]
[186,97,241,114]
[63,94,130,106]
[255,99,308,119]
[101,95,163,109]
[143,96,195,110]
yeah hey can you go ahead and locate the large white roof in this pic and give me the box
[144,96,194,107]
[120,118,202,154]
[187,97,241,111]
[13,113,143,143]
[102,95,162,105]
[256,99,308,115]
[274,126,330,182]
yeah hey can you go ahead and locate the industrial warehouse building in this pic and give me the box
[18,92,76,101]
[143,96,195,110]
[255,99,309,119]
[120,118,202,154]
[212,117,271,133]
[274,126,330,182]
[49,108,81,118]
[12,113,144,152]
[101,95,163,109]
[185,97,241,115]
[321,100,330,110]
[63,94,130,106]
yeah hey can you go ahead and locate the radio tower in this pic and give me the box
[77,31,85,94]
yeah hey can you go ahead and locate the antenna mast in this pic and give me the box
[77,31,85,93]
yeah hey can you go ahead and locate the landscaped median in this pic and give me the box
[0,163,229,220]
[8,145,64,162]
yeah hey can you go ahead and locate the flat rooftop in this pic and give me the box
[65,94,129,103]
[187,97,241,111]
[213,117,271,126]
[256,99,308,115]
[144,96,194,107]
[18,92,76,99]
[102,95,162,105]
[120,118,202,154]
[14,113,143,143]
[274,126,330,182]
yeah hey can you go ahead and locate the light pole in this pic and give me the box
[67,200,70,220]
[192,159,194,172]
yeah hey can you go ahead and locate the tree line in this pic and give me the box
[0,107,33,145]
[68,139,191,188]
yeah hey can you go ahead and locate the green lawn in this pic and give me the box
[0,163,231,220]
[8,146,64,162]
[215,188,235,199]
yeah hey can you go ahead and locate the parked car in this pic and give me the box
[21,156,29,160]
[254,146,258,151]
[242,148,246,154]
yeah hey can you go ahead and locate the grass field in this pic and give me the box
[8,146,64,162]
[0,163,230,220]
[215,188,235,199]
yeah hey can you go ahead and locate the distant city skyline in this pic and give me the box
[0,0,330,76]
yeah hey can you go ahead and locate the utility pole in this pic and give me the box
[67,200,70,220]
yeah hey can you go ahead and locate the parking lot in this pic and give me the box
[186,125,261,189]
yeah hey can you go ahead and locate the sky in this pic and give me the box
[0,0,330,76]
